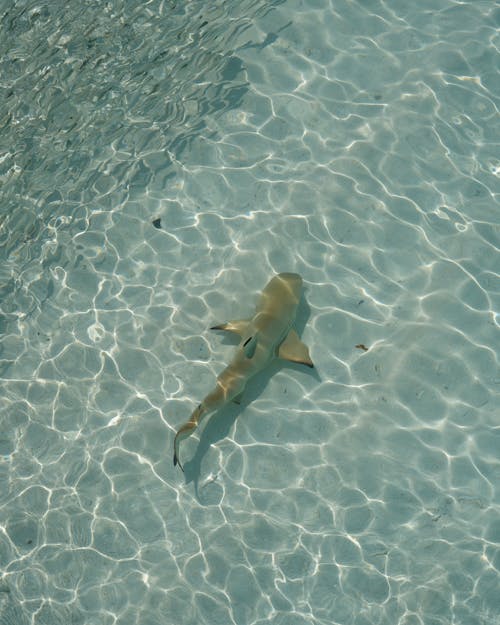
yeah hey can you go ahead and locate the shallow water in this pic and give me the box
[1,0,499,624]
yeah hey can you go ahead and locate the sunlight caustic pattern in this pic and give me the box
[0,0,499,624]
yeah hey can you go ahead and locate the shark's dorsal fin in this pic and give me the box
[278,329,314,368]
[210,319,250,336]
[243,334,258,359]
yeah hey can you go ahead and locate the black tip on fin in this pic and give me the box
[291,359,314,368]
[242,335,258,359]
[173,453,184,473]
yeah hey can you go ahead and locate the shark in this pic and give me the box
[173,272,314,471]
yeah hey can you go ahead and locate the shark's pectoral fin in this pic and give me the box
[210,319,250,336]
[278,329,314,368]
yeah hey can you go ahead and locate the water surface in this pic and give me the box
[1,1,499,624]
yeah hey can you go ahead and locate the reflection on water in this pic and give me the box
[1,1,499,624]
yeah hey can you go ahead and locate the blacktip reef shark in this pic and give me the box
[173,272,314,471]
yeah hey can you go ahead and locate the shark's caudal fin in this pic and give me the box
[278,329,314,368]
[173,428,190,472]
[173,404,205,472]
[173,448,184,472]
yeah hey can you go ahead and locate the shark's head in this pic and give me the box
[252,273,303,341]
[256,272,303,315]
[266,273,303,310]
[275,273,303,297]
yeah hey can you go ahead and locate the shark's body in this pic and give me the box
[173,273,313,471]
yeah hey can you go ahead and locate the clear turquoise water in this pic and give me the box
[1,0,499,623]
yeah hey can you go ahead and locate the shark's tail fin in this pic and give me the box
[173,403,205,472]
